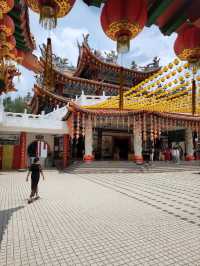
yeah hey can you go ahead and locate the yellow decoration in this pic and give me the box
[179,76,184,82]
[184,62,189,69]
[173,58,179,65]
[177,66,183,73]
[171,70,176,76]
[185,72,190,78]
[163,66,168,72]
[84,61,200,114]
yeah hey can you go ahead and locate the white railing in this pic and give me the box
[75,91,109,106]
[0,100,68,134]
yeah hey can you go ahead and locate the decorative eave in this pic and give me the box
[9,0,36,52]
[54,69,130,95]
[74,38,160,82]
[67,101,200,122]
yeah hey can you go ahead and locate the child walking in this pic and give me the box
[26,157,45,203]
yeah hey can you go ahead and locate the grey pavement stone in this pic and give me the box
[0,166,200,265]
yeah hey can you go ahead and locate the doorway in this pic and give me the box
[113,137,129,160]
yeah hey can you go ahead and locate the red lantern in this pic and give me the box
[174,25,200,63]
[5,35,16,50]
[0,14,15,37]
[101,0,147,53]
[0,0,14,19]
[174,24,200,116]
[26,0,76,29]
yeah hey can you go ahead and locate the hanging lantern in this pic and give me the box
[174,24,200,64]
[0,0,14,19]
[100,0,147,53]
[0,14,15,38]
[26,0,76,29]
[4,35,16,51]
[174,24,200,116]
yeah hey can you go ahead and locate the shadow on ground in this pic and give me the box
[0,206,24,246]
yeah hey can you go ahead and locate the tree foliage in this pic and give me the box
[3,92,32,113]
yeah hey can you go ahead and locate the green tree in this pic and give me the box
[3,94,31,113]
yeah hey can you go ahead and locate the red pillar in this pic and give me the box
[63,134,69,168]
[19,132,27,170]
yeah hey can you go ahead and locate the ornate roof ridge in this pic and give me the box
[74,36,161,77]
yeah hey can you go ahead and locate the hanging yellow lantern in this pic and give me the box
[183,62,189,69]
[171,70,176,76]
[179,76,184,82]
[168,62,173,69]
[163,66,168,72]
[173,58,180,65]
[177,66,183,73]
[26,0,76,29]
[185,72,190,78]
[166,73,171,79]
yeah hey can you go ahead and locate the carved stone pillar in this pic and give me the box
[83,115,94,162]
[133,123,143,164]
[185,128,194,160]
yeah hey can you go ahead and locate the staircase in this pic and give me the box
[65,160,200,174]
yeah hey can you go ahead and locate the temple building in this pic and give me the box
[0,0,199,169]
[29,36,200,165]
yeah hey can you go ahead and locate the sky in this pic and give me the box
[10,0,177,98]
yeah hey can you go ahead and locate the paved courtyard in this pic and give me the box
[0,163,200,265]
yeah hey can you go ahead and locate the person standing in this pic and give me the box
[172,147,176,162]
[176,147,180,163]
[26,157,45,203]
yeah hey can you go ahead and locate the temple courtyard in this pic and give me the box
[0,162,200,266]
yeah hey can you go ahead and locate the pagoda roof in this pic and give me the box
[74,36,160,87]
[82,0,200,35]
[54,69,129,96]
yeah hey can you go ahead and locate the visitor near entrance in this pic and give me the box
[26,157,45,203]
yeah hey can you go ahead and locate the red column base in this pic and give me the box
[133,155,144,164]
[83,155,94,162]
[185,155,195,161]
